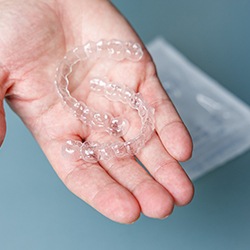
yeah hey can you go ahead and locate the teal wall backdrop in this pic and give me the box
[0,1,249,249]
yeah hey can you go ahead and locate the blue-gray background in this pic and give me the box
[0,1,250,249]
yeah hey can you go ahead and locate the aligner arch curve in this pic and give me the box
[55,40,155,163]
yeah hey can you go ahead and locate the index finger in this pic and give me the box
[138,64,193,162]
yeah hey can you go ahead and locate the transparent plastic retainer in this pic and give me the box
[55,40,155,163]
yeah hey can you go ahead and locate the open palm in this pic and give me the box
[0,0,193,223]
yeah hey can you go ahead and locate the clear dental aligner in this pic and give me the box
[55,40,155,163]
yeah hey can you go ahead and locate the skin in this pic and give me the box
[0,0,194,223]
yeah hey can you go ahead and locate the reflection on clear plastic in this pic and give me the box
[196,94,231,119]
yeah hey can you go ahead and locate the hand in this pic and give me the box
[0,0,194,223]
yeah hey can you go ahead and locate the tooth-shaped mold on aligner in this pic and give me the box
[62,140,82,161]
[55,40,154,163]
[124,42,143,61]
[80,141,100,163]
[107,40,126,61]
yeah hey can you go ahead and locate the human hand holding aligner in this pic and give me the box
[0,0,194,224]
[55,40,155,163]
